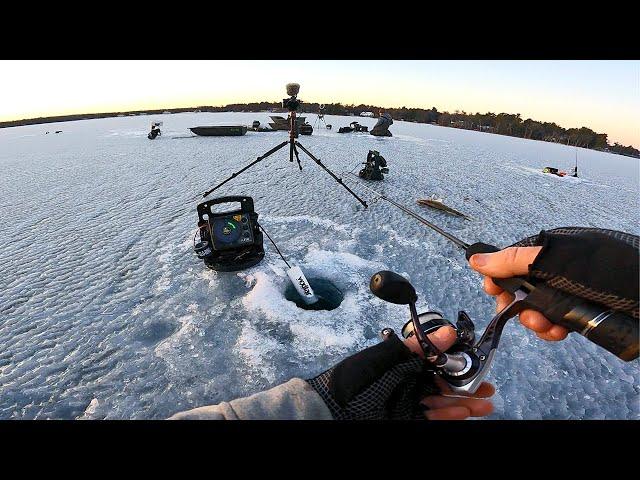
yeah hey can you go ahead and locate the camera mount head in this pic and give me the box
[283,82,302,112]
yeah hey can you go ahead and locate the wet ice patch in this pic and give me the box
[155,314,197,357]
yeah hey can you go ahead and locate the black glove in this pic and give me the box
[512,227,639,319]
[306,330,439,420]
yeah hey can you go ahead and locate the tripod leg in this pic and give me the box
[202,141,288,198]
[292,143,303,171]
[295,141,368,209]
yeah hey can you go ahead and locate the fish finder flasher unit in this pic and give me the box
[193,196,265,271]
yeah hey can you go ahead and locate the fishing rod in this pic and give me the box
[345,173,469,250]
[346,173,638,394]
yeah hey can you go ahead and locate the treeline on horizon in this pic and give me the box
[228,101,639,158]
[1,101,638,159]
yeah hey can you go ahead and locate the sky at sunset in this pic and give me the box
[1,60,638,146]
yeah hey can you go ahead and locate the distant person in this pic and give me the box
[359,150,388,180]
[169,228,638,420]
[370,112,393,137]
[148,122,162,140]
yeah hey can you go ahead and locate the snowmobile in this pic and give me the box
[542,166,568,177]
[338,121,369,134]
[358,150,388,180]
[543,166,578,178]
[543,149,579,178]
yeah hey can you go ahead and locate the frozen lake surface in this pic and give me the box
[0,112,638,419]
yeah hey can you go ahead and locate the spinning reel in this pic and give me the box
[370,267,638,394]
[370,271,492,394]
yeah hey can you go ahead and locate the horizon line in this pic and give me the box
[1,99,637,150]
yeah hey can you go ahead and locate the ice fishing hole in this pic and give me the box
[284,277,344,311]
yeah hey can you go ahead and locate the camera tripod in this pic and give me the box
[313,104,329,129]
[202,93,368,208]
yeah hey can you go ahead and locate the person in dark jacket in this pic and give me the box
[370,112,393,137]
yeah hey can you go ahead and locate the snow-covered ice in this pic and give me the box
[0,112,638,419]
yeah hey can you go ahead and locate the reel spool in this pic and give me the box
[401,311,476,350]
[194,196,265,271]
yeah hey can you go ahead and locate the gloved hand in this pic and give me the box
[469,227,639,341]
[307,327,494,420]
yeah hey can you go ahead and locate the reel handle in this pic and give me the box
[369,271,446,361]
[370,271,418,305]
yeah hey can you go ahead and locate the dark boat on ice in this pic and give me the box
[268,115,306,131]
[189,125,248,136]
[417,195,470,220]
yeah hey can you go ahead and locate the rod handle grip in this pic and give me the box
[575,309,638,361]
[525,283,639,361]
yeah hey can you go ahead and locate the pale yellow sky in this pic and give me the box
[1,60,638,146]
